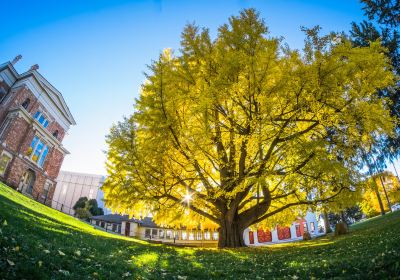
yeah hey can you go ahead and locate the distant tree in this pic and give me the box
[319,188,362,232]
[351,1,400,191]
[73,197,103,217]
[328,206,363,228]
[86,199,99,216]
[104,9,396,247]
[361,0,400,27]
[360,171,400,216]
[73,197,88,211]
[75,208,91,220]
[97,207,104,216]
[86,199,105,216]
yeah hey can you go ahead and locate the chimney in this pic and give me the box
[30,64,39,71]
[11,55,22,65]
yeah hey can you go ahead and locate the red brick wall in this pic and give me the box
[3,153,57,204]
[2,116,30,153]
[0,83,67,205]
[0,86,66,143]
[45,147,64,180]
[9,87,36,113]
[0,87,24,124]
[3,155,25,188]
[48,122,66,141]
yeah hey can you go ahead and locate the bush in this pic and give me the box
[303,231,311,240]
[73,197,88,210]
[75,208,91,220]
[334,222,348,236]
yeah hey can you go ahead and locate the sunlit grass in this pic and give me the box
[0,183,399,279]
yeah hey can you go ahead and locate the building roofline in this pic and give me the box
[18,70,76,125]
[59,170,106,179]
[0,62,19,79]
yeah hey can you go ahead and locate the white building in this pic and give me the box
[51,170,110,215]
[244,211,325,246]
[89,214,219,247]
[89,211,325,247]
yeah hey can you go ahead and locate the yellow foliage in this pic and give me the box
[102,9,396,244]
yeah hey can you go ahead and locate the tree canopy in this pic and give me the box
[73,197,104,218]
[351,0,400,166]
[103,9,396,247]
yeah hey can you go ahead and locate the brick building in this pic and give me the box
[0,56,75,205]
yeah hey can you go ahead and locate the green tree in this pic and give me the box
[351,0,400,164]
[328,206,363,228]
[86,199,104,216]
[73,197,88,211]
[104,9,395,247]
[350,0,400,215]
[86,199,98,216]
[75,208,91,220]
[73,197,104,217]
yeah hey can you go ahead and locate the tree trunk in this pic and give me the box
[374,187,386,216]
[323,211,332,233]
[378,176,392,212]
[218,218,245,248]
[364,156,385,215]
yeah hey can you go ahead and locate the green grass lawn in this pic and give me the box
[0,183,399,280]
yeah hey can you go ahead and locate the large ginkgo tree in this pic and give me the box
[103,9,396,247]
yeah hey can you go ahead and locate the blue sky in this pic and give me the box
[0,0,372,175]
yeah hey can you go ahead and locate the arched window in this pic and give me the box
[21,98,30,109]
[53,130,59,139]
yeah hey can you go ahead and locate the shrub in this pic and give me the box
[334,222,348,236]
[303,231,311,240]
[73,197,88,210]
[75,208,91,220]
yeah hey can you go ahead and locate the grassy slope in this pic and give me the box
[0,183,399,280]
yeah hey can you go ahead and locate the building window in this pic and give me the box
[27,136,49,167]
[34,111,49,128]
[43,181,52,201]
[212,231,219,241]
[0,152,12,176]
[88,188,94,199]
[166,230,172,239]
[188,232,194,241]
[0,117,12,140]
[151,229,158,239]
[310,222,315,233]
[303,223,308,232]
[295,224,301,237]
[196,231,202,240]
[181,231,187,240]
[53,130,59,139]
[204,231,211,240]
[21,98,30,109]
[159,229,165,239]
[145,229,151,238]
